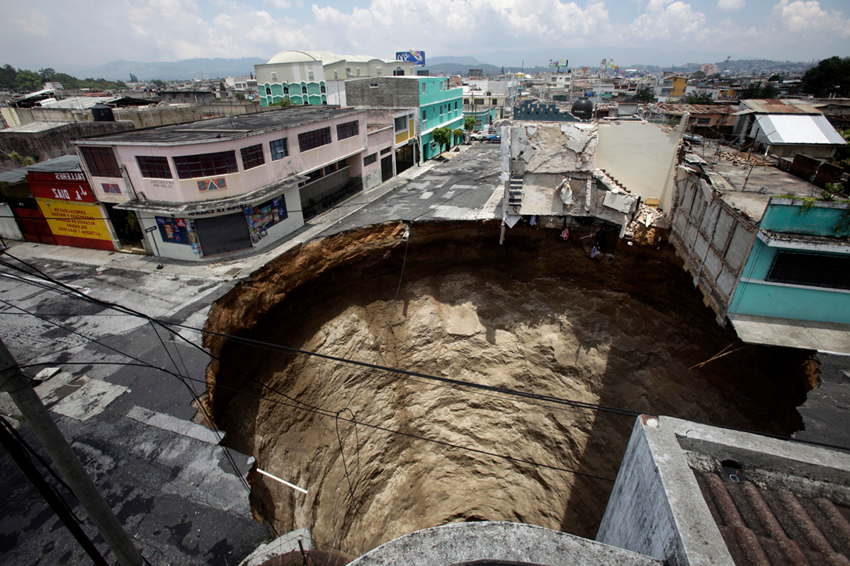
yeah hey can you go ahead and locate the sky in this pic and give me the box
[2,0,849,70]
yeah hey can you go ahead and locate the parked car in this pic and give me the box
[470,132,485,141]
[486,134,501,144]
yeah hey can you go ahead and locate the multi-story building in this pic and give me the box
[346,76,464,162]
[255,51,415,108]
[72,107,395,261]
[654,74,687,101]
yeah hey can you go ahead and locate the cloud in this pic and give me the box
[771,0,850,37]
[717,0,745,11]
[622,0,706,42]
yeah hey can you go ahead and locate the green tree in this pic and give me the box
[0,64,17,89]
[453,128,464,145]
[151,79,166,89]
[739,82,779,100]
[234,92,246,100]
[53,73,78,89]
[768,74,783,82]
[432,127,452,157]
[464,116,475,131]
[691,70,705,79]
[38,68,56,81]
[682,92,714,105]
[14,69,42,92]
[801,56,850,98]
[270,97,291,108]
[633,86,656,103]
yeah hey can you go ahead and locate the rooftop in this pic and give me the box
[694,152,818,222]
[0,154,82,184]
[754,114,846,146]
[738,99,822,115]
[656,103,736,116]
[73,106,363,146]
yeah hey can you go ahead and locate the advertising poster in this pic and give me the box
[244,196,288,243]
[155,216,193,245]
[35,199,115,251]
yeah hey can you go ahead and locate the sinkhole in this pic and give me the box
[202,219,813,557]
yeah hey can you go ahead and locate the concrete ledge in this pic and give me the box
[348,521,662,566]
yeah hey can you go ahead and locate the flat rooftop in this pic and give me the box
[693,151,818,222]
[77,106,363,146]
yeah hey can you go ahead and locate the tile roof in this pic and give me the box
[695,470,850,566]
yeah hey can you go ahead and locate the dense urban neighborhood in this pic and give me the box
[1,32,850,566]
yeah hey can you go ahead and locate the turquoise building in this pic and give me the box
[418,77,465,161]
[727,198,850,324]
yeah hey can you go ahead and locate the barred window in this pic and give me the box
[363,153,377,166]
[767,251,850,291]
[136,156,172,179]
[240,144,265,170]
[337,121,359,140]
[269,138,288,161]
[80,147,121,178]
[381,148,391,155]
[173,151,238,179]
[298,127,331,152]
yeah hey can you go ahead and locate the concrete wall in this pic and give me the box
[350,522,662,566]
[669,167,758,322]
[596,120,684,212]
[346,77,419,109]
[510,121,598,175]
[0,202,24,240]
[0,121,135,173]
[7,102,265,130]
[363,126,394,190]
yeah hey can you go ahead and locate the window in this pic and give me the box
[271,72,278,82]
[356,67,361,76]
[394,116,407,132]
[320,85,326,94]
[283,86,289,95]
[363,153,377,166]
[80,147,121,178]
[324,163,337,175]
[440,106,443,116]
[492,99,498,105]
[422,83,426,94]
[240,144,265,170]
[269,138,288,161]
[337,121,359,140]
[370,81,379,88]
[173,151,238,179]
[464,98,469,104]
[697,118,711,125]
[136,156,172,179]
[475,98,485,104]
[376,67,382,76]
[455,101,458,111]
[767,251,850,291]
[298,127,332,152]
[422,110,426,120]
[301,85,307,94]
[308,70,314,81]
[334,70,338,79]
[381,147,391,155]
[265,87,271,95]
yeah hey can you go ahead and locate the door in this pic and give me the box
[381,155,393,182]
[194,213,252,256]
[395,144,413,174]
[8,197,55,245]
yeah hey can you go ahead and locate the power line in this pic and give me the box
[0,298,618,483]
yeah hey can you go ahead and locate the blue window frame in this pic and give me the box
[270,138,288,161]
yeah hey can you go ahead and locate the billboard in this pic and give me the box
[548,59,569,68]
[396,51,426,67]
[36,199,115,251]
[27,170,97,203]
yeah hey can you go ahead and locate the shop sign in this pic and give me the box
[36,200,112,242]
[28,170,97,203]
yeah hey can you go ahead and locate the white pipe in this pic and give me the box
[257,468,308,494]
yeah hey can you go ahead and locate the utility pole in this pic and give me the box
[0,338,144,566]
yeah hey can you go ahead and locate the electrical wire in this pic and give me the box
[0,298,618,483]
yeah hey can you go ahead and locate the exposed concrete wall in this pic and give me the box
[669,167,757,323]
[510,121,598,175]
[0,121,135,173]
[346,78,419,109]
[8,102,265,130]
[349,522,662,566]
[596,120,683,212]
[0,202,24,240]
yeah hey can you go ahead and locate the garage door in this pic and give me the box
[194,213,252,256]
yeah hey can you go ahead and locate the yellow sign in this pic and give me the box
[36,200,112,241]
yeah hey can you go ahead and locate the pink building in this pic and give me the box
[74,107,394,260]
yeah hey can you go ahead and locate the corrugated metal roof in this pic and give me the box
[740,99,821,114]
[755,114,846,145]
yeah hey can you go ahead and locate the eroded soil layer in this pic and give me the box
[204,220,810,556]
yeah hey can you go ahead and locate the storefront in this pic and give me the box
[27,168,118,251]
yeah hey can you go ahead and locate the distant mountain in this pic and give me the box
[426,56,487,67]
[56,58,267,82]
[422,62,503,76]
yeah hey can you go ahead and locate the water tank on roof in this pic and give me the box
[91,103,114,122]
[571,98,593,121]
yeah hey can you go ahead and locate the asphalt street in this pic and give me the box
[0,259,268,565]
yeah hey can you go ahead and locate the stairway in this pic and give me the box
[508,175,523,207]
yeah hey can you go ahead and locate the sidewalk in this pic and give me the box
[2,147,467,282]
